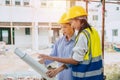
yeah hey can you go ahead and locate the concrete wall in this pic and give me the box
[15,28,32,48]
[14,27,51,49]
[38,28,50,49]
[0,6,34,22]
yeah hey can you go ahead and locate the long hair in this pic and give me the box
[77,19,92,36]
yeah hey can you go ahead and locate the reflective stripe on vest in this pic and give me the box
[72,68,103,78]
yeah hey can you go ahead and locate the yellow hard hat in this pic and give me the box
[58,13,69,24]
[66,6,87,20]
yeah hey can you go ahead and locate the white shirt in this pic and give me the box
[72,33,88,61]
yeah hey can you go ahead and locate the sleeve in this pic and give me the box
[65,64,72,69]
[72,33,88,62]
[45,39,59,65]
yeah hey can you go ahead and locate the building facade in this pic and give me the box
[0,0,120,50]
[0,0,66,50]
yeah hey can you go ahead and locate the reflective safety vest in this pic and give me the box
[72,27,103,80]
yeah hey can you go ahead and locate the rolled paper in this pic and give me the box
[14,48,55,80]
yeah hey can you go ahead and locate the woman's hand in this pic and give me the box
[46,69,59,78]
[38,58,45,64]
[46,64,66,78]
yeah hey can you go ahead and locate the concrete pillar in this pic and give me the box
[10,22,13,45]
[32,22,39,51]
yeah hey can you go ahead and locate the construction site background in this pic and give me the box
[0,41,120,80]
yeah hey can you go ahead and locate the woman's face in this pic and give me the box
[70,19,82,30]
[60,23,74,36]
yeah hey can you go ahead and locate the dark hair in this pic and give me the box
[77,19,92,36]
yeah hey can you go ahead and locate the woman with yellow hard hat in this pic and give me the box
[38,12,75,80]
[39,6,103,80]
